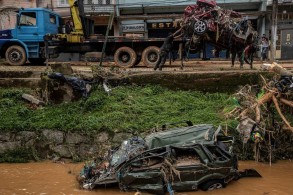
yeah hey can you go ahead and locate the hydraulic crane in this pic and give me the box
[58,0,84,43]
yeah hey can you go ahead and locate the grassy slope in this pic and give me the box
[0,86,237,134]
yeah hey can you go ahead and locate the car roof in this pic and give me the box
[145,124,220,149]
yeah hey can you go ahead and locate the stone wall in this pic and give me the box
[0,130,132,161]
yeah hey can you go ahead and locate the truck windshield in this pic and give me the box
[20,12,36,26]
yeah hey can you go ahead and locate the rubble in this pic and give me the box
[22,93,45,106]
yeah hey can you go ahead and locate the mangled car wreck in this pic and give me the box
[78,122,261,194]
[170,0,258,69]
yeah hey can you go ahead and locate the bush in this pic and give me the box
[0,148,34,163]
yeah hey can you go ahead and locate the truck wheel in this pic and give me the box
[114,47,137,68]
[5,45,27,66]
[201,179,224,191]
[29,58,46,65]
[142,46,160,68]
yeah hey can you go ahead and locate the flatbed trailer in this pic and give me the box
[47,36,184,68]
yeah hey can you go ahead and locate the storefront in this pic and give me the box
[147,20,182,38]
[121,20,146,37]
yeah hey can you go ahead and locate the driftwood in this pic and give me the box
[226,62,293,162]
[280,98,293,108]
[272,95,293,132]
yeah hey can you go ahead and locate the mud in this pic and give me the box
[0,160,292,195]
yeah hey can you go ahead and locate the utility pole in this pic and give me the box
[271,0,278,62]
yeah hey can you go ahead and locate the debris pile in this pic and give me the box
[171,0,258,68]
[182,0,257,42]
[226,63,293,163]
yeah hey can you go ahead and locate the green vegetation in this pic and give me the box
[0,148,33,163]
[0,86,236,134]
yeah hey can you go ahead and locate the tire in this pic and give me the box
[5,45,27,66]
[114,46,137,68]
[142,46,160,68]
[201,179,224,191]
[29,58,46,65]
[193,20,207,35]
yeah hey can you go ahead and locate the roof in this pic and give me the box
[19,7,60,17]
[145,124,221,149]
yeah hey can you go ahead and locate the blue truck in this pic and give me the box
[0,2,176,68]
[0,8,60,66]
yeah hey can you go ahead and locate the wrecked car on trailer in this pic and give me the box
[78,122,260,194]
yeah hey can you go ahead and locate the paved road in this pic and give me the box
[0,59,292,75]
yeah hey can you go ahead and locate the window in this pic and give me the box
[58,0,69,7]
[106,0,111,4]
[19,12,37,26]
[49,14,56,24]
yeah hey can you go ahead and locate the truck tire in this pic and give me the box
[5,45,27,66]
[142,46,160,68]
[29,58,46,65]
[114,47,137,68]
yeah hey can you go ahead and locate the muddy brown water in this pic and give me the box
[0,160,292,195]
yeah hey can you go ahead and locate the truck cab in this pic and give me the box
[0,8,60,65]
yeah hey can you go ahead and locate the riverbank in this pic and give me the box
[0,86,237,162]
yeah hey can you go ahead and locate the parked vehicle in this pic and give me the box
[78,122,261,194]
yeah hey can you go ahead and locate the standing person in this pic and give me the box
[154,33,174,71]
[261,34,269,61]
[65,20,74,34]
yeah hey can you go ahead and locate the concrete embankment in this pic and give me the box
[0,64,276,93]
[0,130,130,161]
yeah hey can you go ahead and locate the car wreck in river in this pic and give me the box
[78,122,261,194]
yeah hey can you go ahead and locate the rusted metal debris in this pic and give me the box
[159,0,259,69]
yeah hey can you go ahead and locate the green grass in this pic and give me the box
[0,86,237,134]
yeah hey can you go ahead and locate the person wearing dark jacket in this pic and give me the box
[154,33,174,71]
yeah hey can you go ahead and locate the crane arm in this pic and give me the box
[68,0,83,35]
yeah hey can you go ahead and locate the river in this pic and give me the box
[0,160,292,195]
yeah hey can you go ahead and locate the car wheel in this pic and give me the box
[142,46,160,68]
[114,46,137,68]
[194,20,207,35]
[5,45,27,66]
[201,179,224,191]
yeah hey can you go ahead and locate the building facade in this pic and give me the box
[266,0,293,59]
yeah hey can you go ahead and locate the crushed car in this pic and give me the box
[78,121,261,194]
